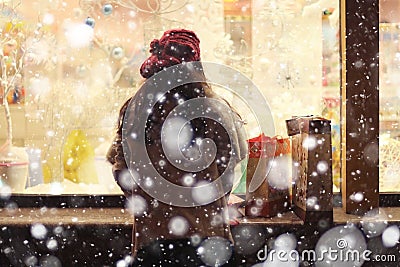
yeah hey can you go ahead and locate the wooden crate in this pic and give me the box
[286,116,333,225]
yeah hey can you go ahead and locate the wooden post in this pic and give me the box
[340,0,379,215]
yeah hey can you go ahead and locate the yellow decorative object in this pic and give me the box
[62,129,98,184]
[3,21,25,33]
[42,163,52,184]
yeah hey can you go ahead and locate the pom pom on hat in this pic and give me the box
[140,29,201,78]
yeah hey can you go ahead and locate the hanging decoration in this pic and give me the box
[276,60,300,90]
[102,3,113,15]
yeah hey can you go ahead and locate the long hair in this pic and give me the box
[114,66,243,139]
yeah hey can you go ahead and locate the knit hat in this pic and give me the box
[140,29,201,78]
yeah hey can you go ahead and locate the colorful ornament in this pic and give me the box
[102,3,113,15]
[85,17,95,28]
[111,46,124,60]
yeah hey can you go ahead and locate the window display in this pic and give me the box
[1,1,400,267]
[0,0,342,196]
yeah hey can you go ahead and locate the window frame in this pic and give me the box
[341,0,380,215]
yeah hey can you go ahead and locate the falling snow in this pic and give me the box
[0,0,398,267]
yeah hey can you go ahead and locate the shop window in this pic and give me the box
[0,0,396,212]
[0,1,339,197]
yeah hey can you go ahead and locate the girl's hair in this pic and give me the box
[115,80,208,136]
[115,68,242,136]
[116,96,132,135]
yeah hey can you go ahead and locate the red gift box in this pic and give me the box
[245,134,291,218]
[248,134,291,158]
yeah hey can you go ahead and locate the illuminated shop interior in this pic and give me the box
[0,0,398,197]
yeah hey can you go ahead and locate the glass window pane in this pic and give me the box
[250,0,340,192]
[0,0,341,196]
[379,0,400,193]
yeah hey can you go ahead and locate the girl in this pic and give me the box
[107,29,247,266]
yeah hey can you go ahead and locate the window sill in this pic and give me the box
[1,207,399,227]
[0,207,133,226]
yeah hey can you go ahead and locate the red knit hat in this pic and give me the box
[140,29,201,78]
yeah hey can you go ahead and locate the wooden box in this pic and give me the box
[286,116,333,225]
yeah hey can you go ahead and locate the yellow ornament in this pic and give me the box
[42,163,52,184]
[4,21,25,33]
[62,129,98,184]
